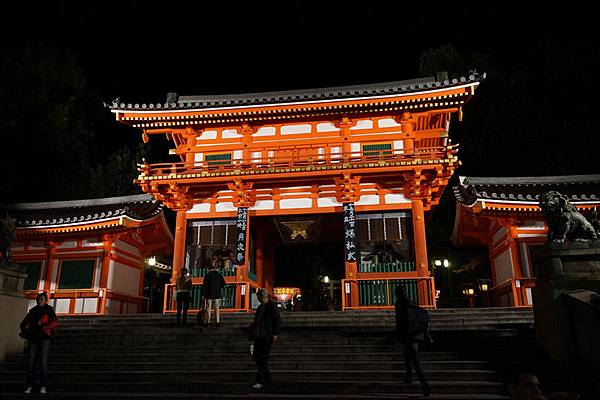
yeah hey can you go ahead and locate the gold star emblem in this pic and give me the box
[280,220,314,240]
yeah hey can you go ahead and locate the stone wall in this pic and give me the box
[0,265,28,361]
[532,242,600,390]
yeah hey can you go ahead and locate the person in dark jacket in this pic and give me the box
[175,267,193,325]
[203,263,226,327]
[395,285,431,397]
[252,288,281,390]
[20,292,57,395]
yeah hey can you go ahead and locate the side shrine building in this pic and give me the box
[2,195,173,315]
[108,73,484,312]
[452,175,600,307]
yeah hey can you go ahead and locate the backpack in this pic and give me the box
[407,305,429,335]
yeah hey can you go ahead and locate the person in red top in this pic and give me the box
[20,292,57,395]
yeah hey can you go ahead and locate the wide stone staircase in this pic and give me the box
[0,308,537,399]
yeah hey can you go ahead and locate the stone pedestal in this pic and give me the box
[0,263,28,361]
[532,241,600,382]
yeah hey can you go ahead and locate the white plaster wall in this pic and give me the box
[317,197,342,207]
[49,260,59,291]
[351,120,373,130]
[393,140,404,154]
[74,298,99,314]
[254,127,276,136]
[494,247,515,284]
[216,202,237,212]
[385,193,410,204]
[188,203,211,213]
[222,129,242,138]
[519,242,531,278]
[493,226,508,244]
[114,240,141,258]
[198,130,218,140]
[316,123,339,132]
[94,256,102,288]
[105,299,120,314]
[28,242,46,251]
[378,118,402,128]
[281,124,311,134]
[354,195,379,206]
[233,150,243,160]
[107,261,141,296]
[55,299,70,314]
[251,200,275,210]
[280,198,312,209]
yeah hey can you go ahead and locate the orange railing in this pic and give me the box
[139,144,457,178]
[341,277,436,311]
[490,278,536,307]
[163,281,261,313]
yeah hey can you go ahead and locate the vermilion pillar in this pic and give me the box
[411,198,430,306]
[43,242,57,292]
[345,260,359,307]
[400,112,415,154]
[411,198,429,277]
[99,235,114,289]
[255,234,264,288]
[171,210,187,284]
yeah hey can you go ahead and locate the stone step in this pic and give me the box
[0,379,506,394]
[46,337,536,348]
[6,350,536,363]
[53,323,535,334]
[0,360,495,371]
[41,338,536,353]
[0,369,500,382]
[0,391,510,399]
[57,308,530,318]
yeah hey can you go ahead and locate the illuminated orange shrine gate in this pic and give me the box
[108,73,484,311]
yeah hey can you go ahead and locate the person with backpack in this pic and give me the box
[246,288,281,390]
[20,292,57,395]
[394,285,431,397]
[175,267,193,326]
[203,262,226,327]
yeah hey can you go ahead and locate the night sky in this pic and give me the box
[4,4,593,103]
[1,3,599,205]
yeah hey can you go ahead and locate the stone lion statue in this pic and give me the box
[539,191,598,242]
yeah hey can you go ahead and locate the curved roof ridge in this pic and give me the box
[1,194,155,211]
[176,77,436,103]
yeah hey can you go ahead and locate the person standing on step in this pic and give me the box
[203,261,226,327]
[394,285,431,397]
[250,288,281,390]
[20,292,57,395]
[175,267,193,326]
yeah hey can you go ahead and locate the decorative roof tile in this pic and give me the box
[454,175,600,206]
[107,72,485,112]
[1,194,164,228]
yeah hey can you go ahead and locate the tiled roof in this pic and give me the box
[454,175,600,206]
[1,194,164,228]
[107,72,485,111]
